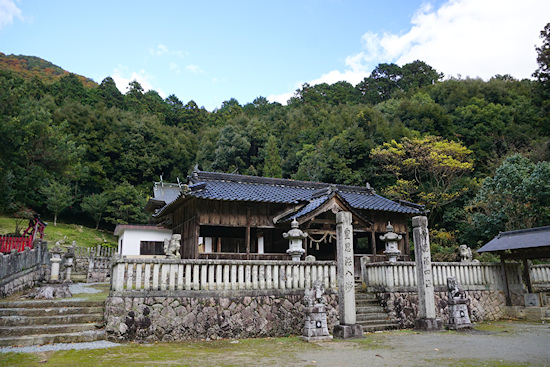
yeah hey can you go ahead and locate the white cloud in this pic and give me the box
[185,64,203,74]
[268,0,550,105]
[0,0,22,29]
[361,0,550,80]
[150,44,168,57]
[112,66,167,98]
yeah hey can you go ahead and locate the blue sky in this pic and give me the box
[1,0,549,111]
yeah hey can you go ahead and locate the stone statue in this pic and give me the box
[446,276,471,329]
[164,234,181,259]
[447,276,465,300]
[302,279,332,342]
[459,245,473,262]
[304,279,326,307]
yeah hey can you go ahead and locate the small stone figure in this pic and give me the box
[459,245,473,262]
[446,276,472,330]
[304,280,326,307]
[164,234,181,259]
[302,279,332,342]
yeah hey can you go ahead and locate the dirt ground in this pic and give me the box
[296,321,550,367]
[1,320,548,366]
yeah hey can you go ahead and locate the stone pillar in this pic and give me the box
[50,250,62,282]
[64,250,74,283]
[333,211,363,339]
[412,216,442,331]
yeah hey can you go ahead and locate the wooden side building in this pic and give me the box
[146,168,424,265]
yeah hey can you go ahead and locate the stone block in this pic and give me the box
[333,324,364,339]
[414,318,443,331]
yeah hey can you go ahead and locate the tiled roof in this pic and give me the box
[477,226,550,253]
[176,170,422,215]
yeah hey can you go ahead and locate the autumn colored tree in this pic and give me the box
[370,135,474,219]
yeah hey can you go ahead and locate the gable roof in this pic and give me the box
[151,169,423,218]
[477,226,550,257]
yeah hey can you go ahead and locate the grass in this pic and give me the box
[0,215,117,248]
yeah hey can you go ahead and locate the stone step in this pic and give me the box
[0,306,104,317]
[356,305,385,314]
[356,299,381,308]
[0,313,103,327]
[355,292,377,300]
[359,322,400,332]
[0,329,106,347]
[0,323,99,337]
[356,313,391,322]
[0,299,105,309]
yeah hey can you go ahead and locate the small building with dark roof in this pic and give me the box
[146,168,423,267]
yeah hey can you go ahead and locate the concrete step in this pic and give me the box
[0,323,100,337]
[0,313,103,327]
[0,329,106,347]
[0,306,104,317]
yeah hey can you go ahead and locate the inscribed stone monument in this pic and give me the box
[412,216,442,331]
[333,211,363,339]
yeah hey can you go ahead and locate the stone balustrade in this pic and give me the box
[361,260,523,292]
[530,264,550,291]
[111,258,337,295]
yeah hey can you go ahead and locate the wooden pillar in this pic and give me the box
[523,259,533,293]
[500,254,512,306]
[370,230,376,257]
[404,231,410,257]
[246,208,251,260]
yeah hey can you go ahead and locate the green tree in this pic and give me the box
[40,180,74,226]
[262,135,283,178]
[105,182,149,225]
[465,154,550,245]
[211,124,251,173]
[533,23,550,104]
[81,192,109,229]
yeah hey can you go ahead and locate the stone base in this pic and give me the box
[414,318,443,331]
[300,335,333,343]
[447,302,472,330]
[333,324,364,339]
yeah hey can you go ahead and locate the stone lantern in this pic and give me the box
[380,221,402,263]
[283,218,307,261]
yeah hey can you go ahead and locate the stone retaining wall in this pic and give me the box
[0,241,49,298]
[378,289,525,328]
[105,290,338,342]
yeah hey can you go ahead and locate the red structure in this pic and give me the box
[0,214,47,253]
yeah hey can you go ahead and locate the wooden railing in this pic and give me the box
[361,261,523,292]
[530,264,550,291]
[111,258,337,293]
[0,236,33,253]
